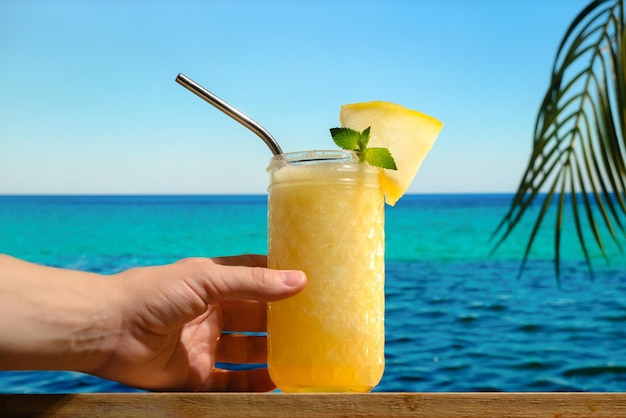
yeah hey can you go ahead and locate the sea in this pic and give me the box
[1,193,626,393]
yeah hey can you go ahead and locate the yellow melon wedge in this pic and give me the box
[340,101,443,206]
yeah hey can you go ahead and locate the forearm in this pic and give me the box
[0,254,121,373]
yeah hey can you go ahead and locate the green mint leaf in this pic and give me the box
[364,147,398,170]
[330,126,397,170]
[330,127,360,150]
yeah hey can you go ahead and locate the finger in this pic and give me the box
[216,334,267,364]
[221,299,266,332]
[202,368,276,392]
[180,257,306,303]
[212,265,305,301]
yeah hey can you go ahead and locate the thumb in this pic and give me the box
[180,257,307,303]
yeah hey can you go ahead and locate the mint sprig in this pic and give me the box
[330,127,397,170]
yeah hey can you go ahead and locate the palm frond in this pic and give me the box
[491,0,626,279]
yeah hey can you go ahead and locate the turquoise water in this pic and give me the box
[1,194,625,393]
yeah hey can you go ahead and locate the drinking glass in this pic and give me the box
[267,150,385,392]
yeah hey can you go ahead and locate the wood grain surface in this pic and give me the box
[2,392,626,417]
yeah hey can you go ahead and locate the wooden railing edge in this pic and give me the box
[1,392,626,417]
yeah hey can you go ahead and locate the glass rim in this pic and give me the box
[269,150,357,167]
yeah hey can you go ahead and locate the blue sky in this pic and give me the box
[0,0,590,195]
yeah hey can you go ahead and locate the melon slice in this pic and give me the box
[340,101,443,205]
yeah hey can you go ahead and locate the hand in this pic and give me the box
[92,255,306,391]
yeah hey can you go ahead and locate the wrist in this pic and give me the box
[61,276,124,375]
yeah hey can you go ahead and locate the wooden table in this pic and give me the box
[1,393,626,417]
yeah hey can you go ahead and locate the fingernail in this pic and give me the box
[280,270,305,287]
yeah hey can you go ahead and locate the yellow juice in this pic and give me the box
[267,150,385,392]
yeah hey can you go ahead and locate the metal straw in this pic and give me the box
[175,73,283,156]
